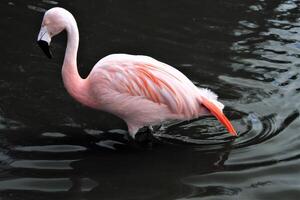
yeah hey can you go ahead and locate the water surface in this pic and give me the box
[0,0,300,199]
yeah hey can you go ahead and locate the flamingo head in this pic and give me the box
[37,7,72,58]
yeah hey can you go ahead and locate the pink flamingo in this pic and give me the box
[37,7,237,140]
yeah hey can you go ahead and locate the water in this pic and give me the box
[1,0,300,199]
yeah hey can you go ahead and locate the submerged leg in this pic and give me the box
[127,124,139,139]
[127,123,156,148]
[135,126,155,143]
[127,123,153,141]
[148,125,154,132]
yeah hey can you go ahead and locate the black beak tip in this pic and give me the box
[37,40,52,59]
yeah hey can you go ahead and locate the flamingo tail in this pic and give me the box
[200,97,237,136]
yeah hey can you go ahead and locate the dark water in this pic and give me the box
[1,0,300,199]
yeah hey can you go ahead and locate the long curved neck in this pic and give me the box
[63,19,79,72]
[62,19,93,107]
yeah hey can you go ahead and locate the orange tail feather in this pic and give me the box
[201,97,237,136]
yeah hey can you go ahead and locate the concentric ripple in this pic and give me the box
[154,108,299,152]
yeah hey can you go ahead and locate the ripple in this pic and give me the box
[181,158,300,199]
[154,110,247,150]
[233,110,299,149]
[0,116,25,130]
[154,108,299,152]
[10,159,77,170]
[0,177,97,192]
[41,132,66,138]
[275,1,297,12]
[13,145,87,153]
[42,0,58,5]
[96,140,124,150]
[27,5,46,13]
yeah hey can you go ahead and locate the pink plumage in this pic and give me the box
[37,7,237,139]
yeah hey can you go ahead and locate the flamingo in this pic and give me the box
[37,7,237,141]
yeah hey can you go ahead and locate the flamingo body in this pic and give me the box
[37,7,237,139]
[87,54,223,136]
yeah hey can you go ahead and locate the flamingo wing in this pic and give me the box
[98,55,202,118]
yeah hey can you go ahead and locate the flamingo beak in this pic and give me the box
[37,26,52,59]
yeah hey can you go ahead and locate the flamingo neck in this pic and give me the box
[62,19,93,107]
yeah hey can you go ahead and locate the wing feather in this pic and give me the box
[96,54,201,118]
